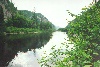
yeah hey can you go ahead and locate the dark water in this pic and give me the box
[0,31,74,67]
[0,32,52,67]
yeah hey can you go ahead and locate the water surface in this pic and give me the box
[0,31,73,67]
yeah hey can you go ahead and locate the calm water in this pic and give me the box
[0,31,73,67]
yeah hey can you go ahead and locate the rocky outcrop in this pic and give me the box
[18,10,49,23]
[0,0,12,21]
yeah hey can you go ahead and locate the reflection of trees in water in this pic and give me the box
[0,35,5,66]
[0,32,52,66]
[32,49,36,57]
[0,35,15,67]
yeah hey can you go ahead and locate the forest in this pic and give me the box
[0,0,55,34]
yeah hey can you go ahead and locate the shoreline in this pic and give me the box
[3,32,39,35]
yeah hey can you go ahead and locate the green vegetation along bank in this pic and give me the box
[40,1,100,67]
[0,0,55,35]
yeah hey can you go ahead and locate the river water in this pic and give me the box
[0,31,74,67]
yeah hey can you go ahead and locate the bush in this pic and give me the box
[39,1,100,67]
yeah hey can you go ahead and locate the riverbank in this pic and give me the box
[3,26,55,35]
[4,31,53,35]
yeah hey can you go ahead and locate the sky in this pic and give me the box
[10,0,94,28]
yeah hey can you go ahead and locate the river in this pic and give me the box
[0,31,74,67]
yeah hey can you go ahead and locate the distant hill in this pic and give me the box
[0,0,50,24]
[18,10,49,23]
[0,0,55,32]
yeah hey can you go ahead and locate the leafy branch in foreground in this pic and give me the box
[66,1,100,67]
[39,1,100,67]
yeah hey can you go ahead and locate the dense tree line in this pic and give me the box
[0,0,55,34]
[58,28,67,32]
[6,11,55,31]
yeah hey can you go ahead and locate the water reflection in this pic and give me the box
[8,31,74,67]
[0,31,74,67]
[0,35,8,67]
[0,32,52,67]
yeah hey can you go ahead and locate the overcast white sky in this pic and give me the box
[11,0,94,28]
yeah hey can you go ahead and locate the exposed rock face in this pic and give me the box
[0,0,12,21]
[18,10,49,23]
[36,13,49,23]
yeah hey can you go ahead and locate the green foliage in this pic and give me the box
[0,0,55,33]
[5,9,55,33]
[0,5,4,23]
[5,1,17,13]
[39,1,100,67]
[0,5,6,33]
[18,10,33,18]
[6,26,36,34]
[65,1,100,67]
[58,28,67,32]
